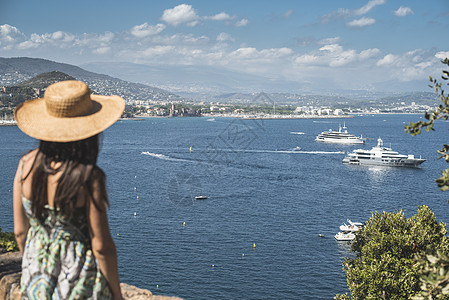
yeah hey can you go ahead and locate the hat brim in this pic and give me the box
[14,94,125,142]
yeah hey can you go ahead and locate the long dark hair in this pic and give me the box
[24,134,108,222]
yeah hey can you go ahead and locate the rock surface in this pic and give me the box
[0,252,182,300]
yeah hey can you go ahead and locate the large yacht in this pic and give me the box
[315,123,365,144]
[342,138,426,167]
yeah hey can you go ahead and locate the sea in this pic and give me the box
[1,114,448,300]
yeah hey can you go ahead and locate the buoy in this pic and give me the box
[117,233,119,236]
[183,222,186,227]
[137,196,139,200]
[212,264,214,268]
[134,187,136,191]
[156,284,159,289]
[134,212,137,217]
[253,243,256,248]
[135,175,137,179]
[242,253,244,257]
[189,146,192,153]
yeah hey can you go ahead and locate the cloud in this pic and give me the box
[161,4,200,27]
[359,48,381,59]
[354,0,385,15]
[394,6,414,17]
[318,37,341,45]
[347,17,376,27]
[216,32,234,42]
[131,23,166,38]
[235,18,249,27]
[230,47,293,60]
[375,50,443,82]
[0,24,26,44]
[435,51,449,60]
[321,0,385,23]
[51,31,75,42]
[377,54,397,66]
[93,46,111,55]
[205,12,232,21]
[295,44,381,67]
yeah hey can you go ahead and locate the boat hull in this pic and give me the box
[342,157,426,168]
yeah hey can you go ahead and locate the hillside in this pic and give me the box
[17,71,76,89]
[0,57,183,103]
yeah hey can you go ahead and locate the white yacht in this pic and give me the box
[342,138,426,167]
[334,231,356,241]
[339,220,364,232]
[315,123,365,144]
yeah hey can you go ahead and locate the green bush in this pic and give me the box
[0,228,19,252]
[335,206,449,300]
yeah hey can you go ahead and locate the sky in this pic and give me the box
[0,0,448,92]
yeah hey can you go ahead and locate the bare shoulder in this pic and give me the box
[19,149,39,175]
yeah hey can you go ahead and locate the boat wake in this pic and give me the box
[141,152,193,162]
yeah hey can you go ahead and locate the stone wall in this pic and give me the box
[0,252,182,300]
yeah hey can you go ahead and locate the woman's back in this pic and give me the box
[18,149,112,299]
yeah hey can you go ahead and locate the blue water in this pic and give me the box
[1,114,448,299]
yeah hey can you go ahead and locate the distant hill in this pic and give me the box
[0,57,183,103]
[17,71,76,89]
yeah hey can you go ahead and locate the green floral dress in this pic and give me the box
[20,195,112,299]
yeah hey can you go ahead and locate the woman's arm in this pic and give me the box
[87,178,123,300]
[13,157,30,254]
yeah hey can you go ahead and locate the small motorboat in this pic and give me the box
[334,231,356,241]
[339,219,363,232]
[195,195,208,200]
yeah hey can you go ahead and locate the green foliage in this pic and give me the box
[0,227,19,252]
[413,251,449,299]
[337,206,449,300]
[405,58,449,201]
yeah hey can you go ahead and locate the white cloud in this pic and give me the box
[318,37,341,45]
[230,47,292,60]
[205,12,232,21]
[216,32,234,42]
[235,18,249,27]
[347,17,376,27]
[377,54,397,66]
[143,45,175,56]
[161,4,200,27]
[0,24,26,44]
[394,6,414,17]
[131,23,166,38]
[375,50,443,82]
[355,0,385,15]
[51,31,74,42]
[321,0,385,23]
[93,46,111,55]
[295,54,319,64]
[295,44,380,68]
[359,48,380,59]
[435,51,449,60]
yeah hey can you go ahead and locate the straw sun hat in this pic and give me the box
[14,80,125,142]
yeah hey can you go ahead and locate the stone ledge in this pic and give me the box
[0,252,182,300]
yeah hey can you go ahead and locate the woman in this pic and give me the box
[13,80,125,299]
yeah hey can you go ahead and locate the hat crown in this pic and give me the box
[45,80,92,118]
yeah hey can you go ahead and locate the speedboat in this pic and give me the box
[195,195,208,200]
[315,123,365,144]
[342,138,426,168]
[334,231,356,241]
[339,220,363,232]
